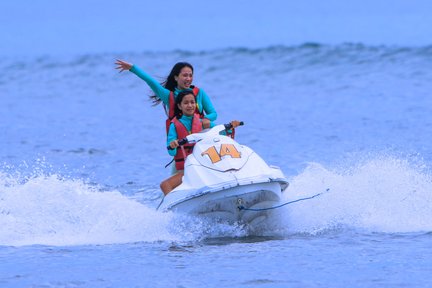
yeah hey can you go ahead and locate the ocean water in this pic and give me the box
[1,44,432,287]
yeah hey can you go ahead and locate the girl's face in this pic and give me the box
[174,67,193,90]
[178,94,196,116]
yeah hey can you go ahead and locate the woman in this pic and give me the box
[160,91,240,195]
[115,60,217,131]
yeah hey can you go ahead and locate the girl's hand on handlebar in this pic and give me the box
[201,118,211,129]
[169,140,179,149]
[230,120,242,128]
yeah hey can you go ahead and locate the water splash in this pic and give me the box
[0,172,178,246]
[0,171,247,247]
[1,154,431,246]
[277,154,432,234]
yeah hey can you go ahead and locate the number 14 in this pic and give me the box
[201,144,241,163]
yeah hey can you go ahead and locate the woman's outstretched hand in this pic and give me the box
[115,59,133,72]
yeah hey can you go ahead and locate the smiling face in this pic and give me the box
[174,66,193,90]
[177,93,196,116]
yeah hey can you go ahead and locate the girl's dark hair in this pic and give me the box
[174,90,195,118]
[150,62,194,106]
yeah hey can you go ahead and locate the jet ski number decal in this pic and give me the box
[201,144,241,163]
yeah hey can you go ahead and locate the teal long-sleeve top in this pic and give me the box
[129,65,217,121]
[167,115,215,156]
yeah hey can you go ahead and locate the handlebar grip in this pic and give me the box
[178,138,188,145]
[167,138,188,150]
[224,121,244,130]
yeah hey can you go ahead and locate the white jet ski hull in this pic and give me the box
[158,180,287,224]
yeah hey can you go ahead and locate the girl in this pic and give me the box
[160,91,240,195]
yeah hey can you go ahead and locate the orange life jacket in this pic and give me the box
[172,114,203,170]
[165,86,202,133]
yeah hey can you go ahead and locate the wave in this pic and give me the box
[2,42,432,66]
[1,43,429,94]
[120,43,432,71]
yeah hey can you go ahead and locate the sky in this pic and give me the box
[1,0,431,57]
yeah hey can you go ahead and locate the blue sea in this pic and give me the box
[1,43,432,287]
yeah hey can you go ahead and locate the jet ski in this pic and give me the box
[157,122,289,225]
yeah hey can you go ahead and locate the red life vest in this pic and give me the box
[172,114,203,170]
[165,86,202,133]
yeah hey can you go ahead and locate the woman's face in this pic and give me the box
[174,66,193,90]
[178,94,196,116]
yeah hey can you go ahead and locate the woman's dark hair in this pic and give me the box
[174,90,195,118]
[150,62,194,105]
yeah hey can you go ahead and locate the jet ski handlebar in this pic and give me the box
[167,121,244,150]
[177,138,189,146]
[224,121,244,130]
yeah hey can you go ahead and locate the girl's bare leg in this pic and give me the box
[160,172,184,195]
